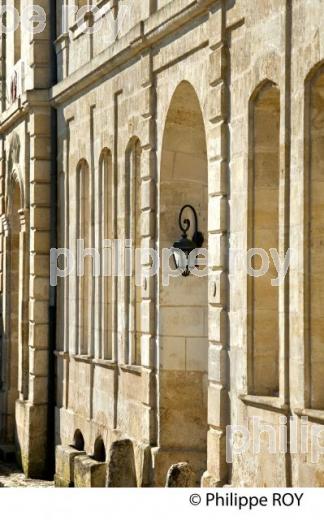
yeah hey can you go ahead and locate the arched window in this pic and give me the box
[149,0,158,14]
[125,138,142,366]
[14,1,21,64]
[7,179,21,431]
[99,149,113,360]
[57,171,65,352]
[76,159,91,355]
[248,81,280,396]
[306,65,324,409]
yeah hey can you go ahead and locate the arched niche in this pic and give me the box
[98,148,113,360]
[305,65,324,409]
[248,80,280,396]
[76,159,91,355]
[124,137,142,366]
[159,81,208,481]
[93,436,106,463]
[73,429,85,451]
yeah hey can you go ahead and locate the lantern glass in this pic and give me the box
[188,250,197,269]
[172,248,188,271]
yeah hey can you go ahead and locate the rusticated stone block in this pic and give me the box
[55,445,86,487]
[74,455,107,488]
[134,443,152,487]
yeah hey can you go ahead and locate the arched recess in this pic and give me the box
[125,138,142,366]
[93,436,106,462]
[7,180,20,437]
[248,80,280,396]
[305,64,324,409]
[0,130,29,444]
[159,81,208,482]
[76,159,92,355]
[57,170,66,352]
[73,429,85,451]
[2,173,27,442]
[98,149,113,360]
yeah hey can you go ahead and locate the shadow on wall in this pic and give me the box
[93,436,106,463]
[73,429,85,451]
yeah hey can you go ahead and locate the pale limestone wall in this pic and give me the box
[0,1,53,478]
[56,0,153,78]
[2,0,324,488]
[53,0,227,486]
[289,0,324,487]
[228,0,290,487]
[54,53,156,461]
[54,0,293,487]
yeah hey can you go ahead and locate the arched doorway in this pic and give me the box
[6,180,21,443]
[159,81,208,484]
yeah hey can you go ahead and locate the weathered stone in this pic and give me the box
[2,0,324,490]
[74,455,107,488]
[134,443,152,487]
[106,440,137,488]
[166,463,195,488]
[55,445,86,487]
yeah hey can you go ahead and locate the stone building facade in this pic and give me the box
[1,0,324,487]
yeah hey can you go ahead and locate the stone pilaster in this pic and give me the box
[0,215,9,441]
[139,50,156,372]
[202,4,230,487]
[15,107,52,478]
[135,49,157,445]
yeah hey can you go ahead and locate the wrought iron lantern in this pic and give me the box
[172,205,204,277]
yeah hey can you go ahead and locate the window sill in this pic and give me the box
[73,354,92,364]
[70,1,112,40]
[92,358,116,370]
[120,364,143,376]
[294,408,324,423]
[71,354,116,369]
[54,350,70,359]
[239,394,289,413]
[54,352,141,373]
[54,32,70,52]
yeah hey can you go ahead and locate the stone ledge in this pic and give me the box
[239,394,289,413]
[294,408,324,423]
[120,364,143,375]
[74,455,107,488]
[55,445,86,487]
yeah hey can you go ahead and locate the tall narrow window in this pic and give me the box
[77,160,91,355]
[57,171,65,352]
[99,149,113,360]
[125,138,142,366]
[307,67,324,409]
[149,0,158,14]
[8,180,21,427]
[14,1,21,64]
[248,82,280,396]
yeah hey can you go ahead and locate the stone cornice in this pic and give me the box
[51,0,218,105]
[0,90,50,134]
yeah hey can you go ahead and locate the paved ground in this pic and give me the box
[0,462,54,488]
